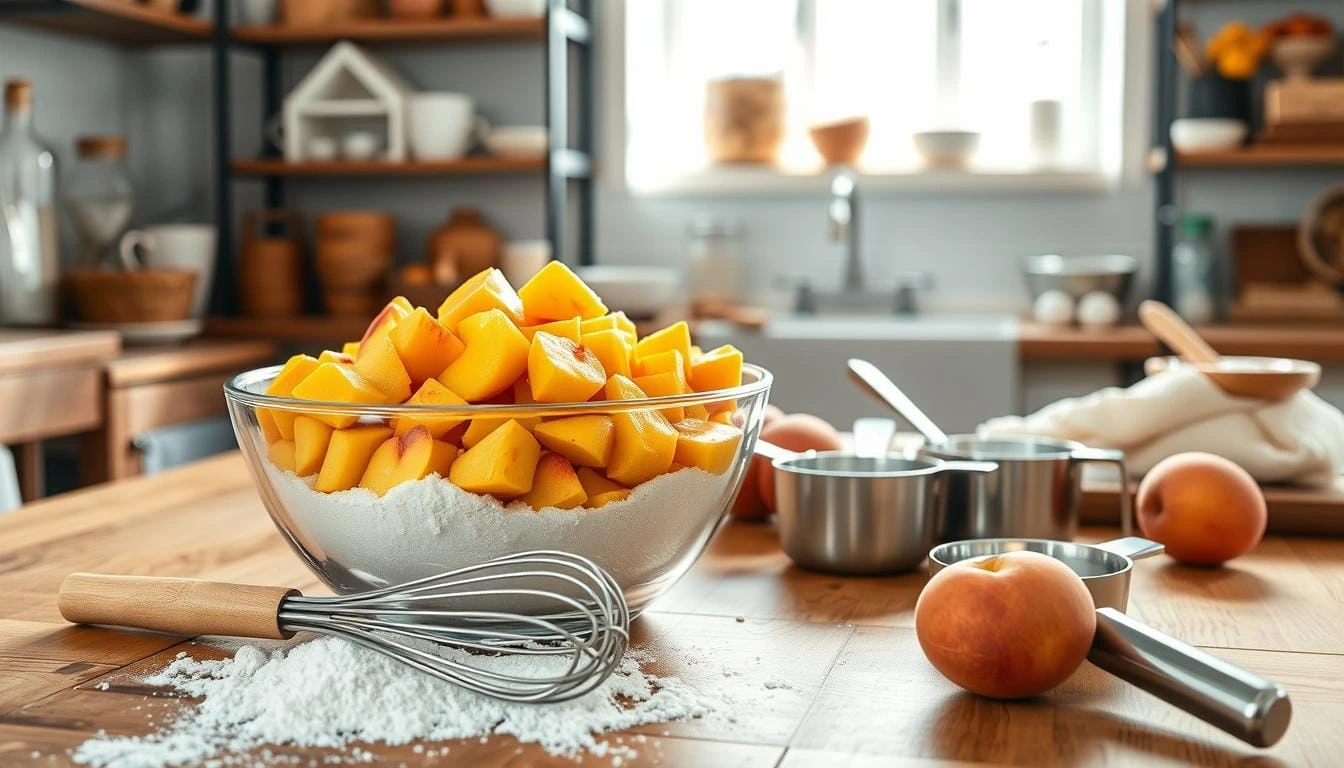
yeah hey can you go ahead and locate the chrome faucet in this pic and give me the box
[828,167,864,292]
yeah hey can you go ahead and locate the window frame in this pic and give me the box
[612,0,1137,196]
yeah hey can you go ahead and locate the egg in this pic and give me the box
[757,413,844,513]
[1076,291,1121,327]
[1033,290,1075,325]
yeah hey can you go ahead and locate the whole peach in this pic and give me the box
[1136,452,1267,566]
[758,413,844,512]
[728,405,787,521]
[916,551,1096,699]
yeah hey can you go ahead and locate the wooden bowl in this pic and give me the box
[1144,356,1321,401]
[316,211,396,247]
[808,117,870,165]
[64,269,197,324]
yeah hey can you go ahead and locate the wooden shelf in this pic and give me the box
[1176,145,1344,168]
[231,16,543,45]
[206,316,369,343]
[0,0,213,45]
[1019,321,1344,363]
[231,156,546,177]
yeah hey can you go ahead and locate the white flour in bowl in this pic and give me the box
[263,464,728,598]
[72,636,720,767]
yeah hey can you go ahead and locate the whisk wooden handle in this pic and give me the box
[59,573,299,640]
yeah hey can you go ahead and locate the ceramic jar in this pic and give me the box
[427,208,502,282]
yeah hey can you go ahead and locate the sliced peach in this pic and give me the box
[634,321,693,378]
[258,409,283,444]
[632,370,688,423]
[359,425,458,497]
[632,349,684,379]
[389,307,465,386]
[438,308,530,402]
[358,297,413,352]
[448,419,541,498]
[577,466,627,497]
[318,350,354,365]
[533,415,615,468]
[291,363,393,428]
[603,375,677,486]
[710,410,736,425]
[611,311,637,337]
[353,336,413,403]
[517,261,607,321]
[436,267,525,330]
[685,403,710,420]
[293,415,334,476]
[520,317,582,344]
[673,418,743,474]
[579,315,619,334]
[341,341,361,358]
[528,331,607,403]
[267,439,297,473]
[264,354,320,440]
[582,329,633,379]
[518,452,587,510]
[691,344,744,392]
[314,425,392,493]
[394,379,470,439]
[587,489,631,508]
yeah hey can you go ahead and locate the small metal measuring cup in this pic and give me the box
[928,536,1292,748]
[761,428,996,575]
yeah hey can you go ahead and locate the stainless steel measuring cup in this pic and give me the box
[847,358,1132,541]
[928,536,1291,748]
[758,439,996,575]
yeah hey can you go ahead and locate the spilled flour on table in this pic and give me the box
[72,636,720,767]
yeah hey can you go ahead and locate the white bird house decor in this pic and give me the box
[283,41,415,162]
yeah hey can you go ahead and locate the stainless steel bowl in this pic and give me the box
[1023,253,1137,302]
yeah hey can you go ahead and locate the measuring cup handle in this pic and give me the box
[1069,446,1132,537]
[1090,607,1291,748]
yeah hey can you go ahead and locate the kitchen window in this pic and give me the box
[623,0,1129,193]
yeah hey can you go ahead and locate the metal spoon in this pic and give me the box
[846,358,949,445]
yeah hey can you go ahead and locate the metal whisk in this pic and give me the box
[58,550,630,704]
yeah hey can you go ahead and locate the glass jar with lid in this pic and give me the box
[1171,213,1220,324]
[688,216,745,305]
[65,135,134,268]
[0,79,60,326]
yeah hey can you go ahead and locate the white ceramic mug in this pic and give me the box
[500,239,552,287]
[120,225,218,318]
[408,93,488,160]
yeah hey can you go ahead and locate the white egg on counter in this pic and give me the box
[1076,291,1121,327]
[1032,289,1075,325]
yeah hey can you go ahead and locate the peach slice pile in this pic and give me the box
[257,264,747,510]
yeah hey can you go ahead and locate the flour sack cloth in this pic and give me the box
[979,365,1344,487]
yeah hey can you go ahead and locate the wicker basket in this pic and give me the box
[65,268,197,324]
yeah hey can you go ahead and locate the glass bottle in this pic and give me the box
[0,79,60,326]
[1171,214,1219,325]
[66,136,135,268]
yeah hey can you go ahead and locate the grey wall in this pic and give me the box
[4,0,1341,309]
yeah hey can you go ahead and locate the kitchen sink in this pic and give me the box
[697,313,1021,433]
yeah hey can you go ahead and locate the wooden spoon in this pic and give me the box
[1138,300,1320,401]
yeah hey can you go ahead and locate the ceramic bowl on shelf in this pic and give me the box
[912,130,980,168]
[483,125,547,157]
[223,364,772,614]
[1023,254,1137,305]
[1272,35,1335,80]
[1170,118,1247,153]
[483,0,544,18]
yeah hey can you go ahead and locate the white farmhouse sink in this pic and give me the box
[697,314,1021,433]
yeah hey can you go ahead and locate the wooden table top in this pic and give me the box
[2,454,1342,766]
[0,330,121,376]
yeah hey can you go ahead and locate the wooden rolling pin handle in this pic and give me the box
[59,573,299,640]
[1137,300,1221,364]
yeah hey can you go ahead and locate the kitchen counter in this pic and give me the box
[3,453,1344,765]
[1020,321,1344,362]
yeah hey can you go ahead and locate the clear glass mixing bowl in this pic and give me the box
[224,364,772,616]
